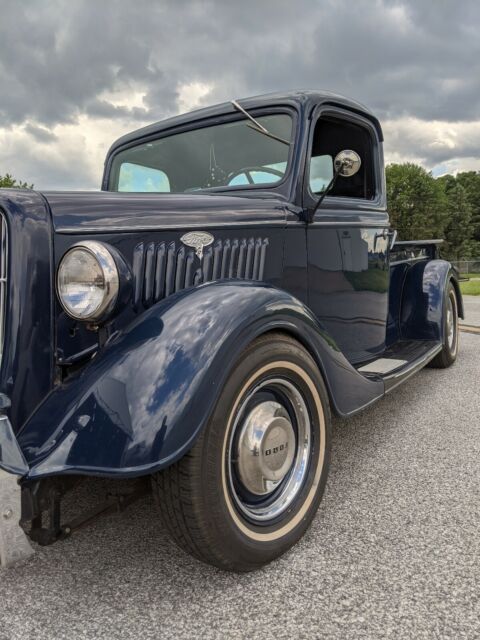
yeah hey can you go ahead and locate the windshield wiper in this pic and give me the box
[231,100,290,146]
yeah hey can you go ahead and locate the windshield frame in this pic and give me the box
[103,105,299,199]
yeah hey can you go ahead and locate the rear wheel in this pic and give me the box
[152,332,331,571]
[429,281,459,368]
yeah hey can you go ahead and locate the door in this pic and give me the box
[305,111,390,364]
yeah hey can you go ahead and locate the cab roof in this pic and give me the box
[106,90,383,159]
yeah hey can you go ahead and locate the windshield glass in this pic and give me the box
[108,113,293,193]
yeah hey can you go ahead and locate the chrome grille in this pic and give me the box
[133,236,269,310]
[0,214,7,363]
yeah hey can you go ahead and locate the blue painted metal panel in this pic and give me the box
[307,220,390,364]
[386,262,410,346]
[17,282,384,480]
[0,190,55,433]
[45,191,289,233]
[400,259,455,341]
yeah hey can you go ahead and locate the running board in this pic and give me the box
[358,358,408,375]
[356,340,443,393]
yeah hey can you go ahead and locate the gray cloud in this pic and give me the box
[0,0,479,188]
[24,123,58,143]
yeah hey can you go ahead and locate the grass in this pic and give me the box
[459,274,480,296]
[460,279,480,296]
[344,271,480,295]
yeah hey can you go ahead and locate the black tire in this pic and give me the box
[428,281,459,368]
[152,332,331,572]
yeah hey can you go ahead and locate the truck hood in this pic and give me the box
[41,191,288,233]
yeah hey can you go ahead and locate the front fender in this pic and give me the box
[18,281,384,480]
[400,259,461,340]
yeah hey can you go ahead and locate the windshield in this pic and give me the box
[108,113,293,193]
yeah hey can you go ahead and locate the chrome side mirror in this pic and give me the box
[334,150,362,177]
[309,149,363,221]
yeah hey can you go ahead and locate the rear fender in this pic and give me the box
[18,281,384,480]
[400,260,462,340]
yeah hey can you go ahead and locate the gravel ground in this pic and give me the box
[461,295,480,327]
[0,334,479,640]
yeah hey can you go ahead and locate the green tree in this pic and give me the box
[386,163,447,240]
[0,173,33,189]
[437,175,473,260]
[455,171,480,245]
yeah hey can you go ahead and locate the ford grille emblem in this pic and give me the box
[181,231,214,259]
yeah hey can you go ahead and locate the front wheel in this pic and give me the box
[428,281,459,368]
[152,332,331,571]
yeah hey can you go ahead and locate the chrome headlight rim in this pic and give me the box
[57,240,120,322]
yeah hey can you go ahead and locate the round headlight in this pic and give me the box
[57,241,119,321]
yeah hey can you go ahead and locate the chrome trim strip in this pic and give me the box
[390,257,429,267]
[394,239,443,246]
[309,221,387,228]
[56,220,287,234]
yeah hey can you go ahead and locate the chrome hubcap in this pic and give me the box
[236,401,296,495]
[228,378,311,522]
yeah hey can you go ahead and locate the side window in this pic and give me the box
[309,155,334,193]
[309,116,375,199]
[117,162,170,192]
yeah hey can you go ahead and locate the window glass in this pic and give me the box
[228,161,288,186]
[309,116,375,199]
[118,162,170,192]
[109,114,292,193]
[309,155,333,193]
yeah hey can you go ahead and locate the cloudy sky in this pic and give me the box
[0,0,479,190]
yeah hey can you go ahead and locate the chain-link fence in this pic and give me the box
[450,259,480,274]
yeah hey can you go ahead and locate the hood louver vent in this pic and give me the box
[133,237,269,310]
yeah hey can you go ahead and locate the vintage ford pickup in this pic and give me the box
[0,91,462,571]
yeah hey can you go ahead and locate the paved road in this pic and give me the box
[1,334,479,640]
[461,294,480,328]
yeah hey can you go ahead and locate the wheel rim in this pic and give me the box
[446,291,458,354]
[227,377,311,523]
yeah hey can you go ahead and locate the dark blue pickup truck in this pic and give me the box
[0,91,462,571]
